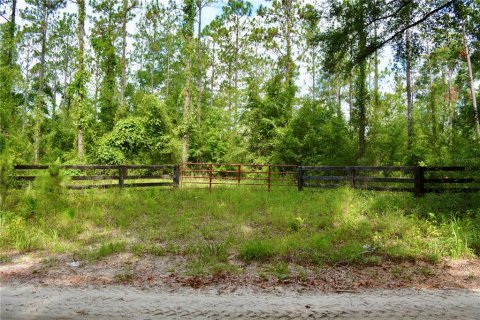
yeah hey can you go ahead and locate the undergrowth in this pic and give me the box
[1,186,479,277]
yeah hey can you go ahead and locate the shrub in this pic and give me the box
[0,149,14,208]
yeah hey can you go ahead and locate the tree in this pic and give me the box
[118,0,137,119]
[262,0,300,116]
[276,101,354,165]
[195,0,215,124]
[460,13,480,138]
[205,0,254,126]
[22,0,66,163]
[317,0,370,159]
[181,0,196,164]
[299,2,321,100]
[403,2,414,150]
[69,0,91,160]
[0,0,18,144]
[48,12,77,115]
[91,0,121,132]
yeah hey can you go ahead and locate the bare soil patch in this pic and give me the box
[1,252,479,292]
[2,254,479,319]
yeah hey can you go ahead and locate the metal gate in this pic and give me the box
[180,163,298,191]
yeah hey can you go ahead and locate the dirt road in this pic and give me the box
[1,283,479,319]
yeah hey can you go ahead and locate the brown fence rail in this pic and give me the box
[298,166,480,196]
[12,164,479,196]
[181,162,298,191]
[13,164,179,190]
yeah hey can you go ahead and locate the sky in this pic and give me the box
[14,1,273,46]
[15,0,272,26]
[12,0,395,99]
[203,0,271,26]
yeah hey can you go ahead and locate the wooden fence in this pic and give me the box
[12,164,479,196]
[298,166,480,197]
[14,164,179,189]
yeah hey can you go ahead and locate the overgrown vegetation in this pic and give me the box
[1,1,479,167]
[1,187,479,277]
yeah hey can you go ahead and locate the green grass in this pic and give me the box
[1,186,479,277]
[240,239,276,261]
[93,241,126,260]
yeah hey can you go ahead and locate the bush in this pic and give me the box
[0,150,14,208]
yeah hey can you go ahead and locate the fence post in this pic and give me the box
[173,165,180,188]
[237,164,241,186]
[119,166,126,188]
[414,166,425,197]
[209,163,213,192]
[267,165,271,192]
[297,166,304,191]
[349,167,356,189]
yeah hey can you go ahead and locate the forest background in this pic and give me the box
[1,0,479,167]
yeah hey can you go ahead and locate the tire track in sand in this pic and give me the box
[1,283,479,319]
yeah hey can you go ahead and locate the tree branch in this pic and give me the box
[365,0,412,28]
[0,13,10,22]
[359,0,457,61]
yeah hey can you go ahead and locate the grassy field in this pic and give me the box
[1,180,479,277]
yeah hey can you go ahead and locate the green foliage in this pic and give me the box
[0,148,15,208]
[1,188,479,277]
[90,0,122,132]
[240,239,276,261]
[269,262,291,280]
[95,117,146,164]
[93,241,126,260]
[189,107,233,163]
[276,101,354,165]
[244,76,294,161]
[4,0,480,167]
[33,163,65,197]
[94,94,179,164]
[137,94,179,163]
[94,143,126,165]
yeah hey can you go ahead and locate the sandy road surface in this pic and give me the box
[1,283,479,319]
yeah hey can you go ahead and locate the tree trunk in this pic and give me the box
[22,46,31,133]
[52,71,57,117]
[462,24,480,138]
[336,78,341,117]
[119,0,128,117]
[312,45,316,100]
[181,0,195,164]
[182,53,192,164]
[197,0,203,124]
[406,28,413,149]
[166,37,171,97]
[62,63,68,109]
[357,62,367,159]
[150,40,155,93]
[210,40,216,105]
[234,14,240,125]
[428,47,437,141]
[34,108,40,164]
[348,74,353,131]
[373,18,380,112]
[7,0,17,67]
[77,0,86,160]
[34,7,49,164]
[182,94,190,164]
[285,1,293,89]
[447,69,455,143]
[356,5,367,159]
